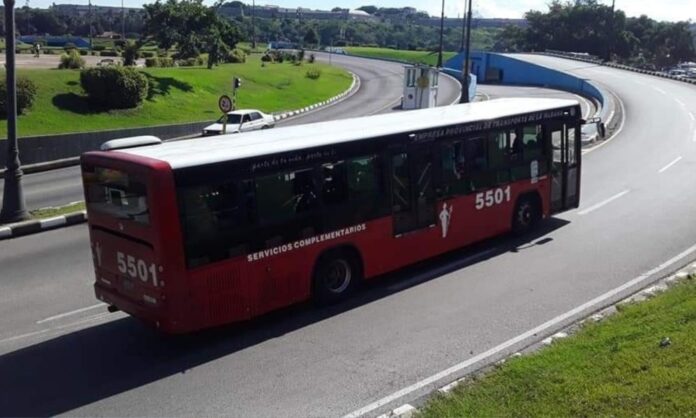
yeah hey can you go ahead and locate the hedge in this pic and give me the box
[0,77,38,117]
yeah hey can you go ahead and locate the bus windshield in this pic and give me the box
[83,166,150,224]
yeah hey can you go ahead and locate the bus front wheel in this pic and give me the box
[313,250,360,305]
[512,195,540,235]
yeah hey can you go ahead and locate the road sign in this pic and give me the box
[218,95,234,113]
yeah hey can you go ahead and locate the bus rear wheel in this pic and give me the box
[512,196,540,235]
[313,251,359,304]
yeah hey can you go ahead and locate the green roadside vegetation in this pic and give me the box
[344,47,457,66]
[420,277,696,417]
[0,55,352,137]
[30,201,85,219]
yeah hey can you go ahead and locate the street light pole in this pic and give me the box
[606,0,616,61]
[1,0,29,224]
[121,0,126,42]
[459,0,468,52]
[251,0,256,50]
[437,0,445,67]
[460,0,473,103]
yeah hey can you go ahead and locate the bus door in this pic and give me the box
[549,122,581,212]
[390,144,437,235]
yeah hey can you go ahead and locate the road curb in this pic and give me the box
[272,72,360,122]
[0,211,87,241]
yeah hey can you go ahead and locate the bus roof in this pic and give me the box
[120,98,579,169]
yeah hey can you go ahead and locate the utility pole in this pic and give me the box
[121,0,125,42]
[606,0,616,62]
[437,0,445,67]
[251,0,256,50]
[24,0,29,35]
[1,0,30,224]
[88,0,93,51]
[459,2,467,52]
[460,0,473,103]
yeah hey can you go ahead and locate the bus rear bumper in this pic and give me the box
[94,284,184,334]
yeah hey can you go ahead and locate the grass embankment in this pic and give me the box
[30,201,85,219]
[420,277,696,417]
[0,55,352,137]
[345,47,457,66]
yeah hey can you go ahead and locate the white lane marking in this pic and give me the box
[658,156,683,174]
[388,248,498,292]
[675,98,687,108]
[344,242,696,418]
[39,216,67,229]
[1,312,114,346]
[577,190,630,216]
[654,87,667,95]
[689,112,695,122]
[36,303,106,324]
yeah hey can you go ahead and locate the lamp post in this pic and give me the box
[251,0,256,50]
[1,0,29,224]
[436,0,445,67]
[460,0,473,103]
[606,0,616,61]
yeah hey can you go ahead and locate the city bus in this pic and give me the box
[81,98,583,333]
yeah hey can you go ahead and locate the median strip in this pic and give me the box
[0,201,87,241]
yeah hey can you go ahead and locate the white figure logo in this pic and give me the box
[93,242,103,267]
[439,203,454,238]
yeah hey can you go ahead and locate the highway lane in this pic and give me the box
[0,56,640,417]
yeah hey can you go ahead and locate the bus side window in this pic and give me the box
[321,161,348,206]
[441,141,469,195]
[523,124,544,161]
[464,137,489,191]
[256,168,318,224]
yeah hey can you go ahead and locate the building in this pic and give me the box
[221,4,377,22]
[51,4,141,18]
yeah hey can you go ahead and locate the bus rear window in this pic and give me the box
[83,166,150,224]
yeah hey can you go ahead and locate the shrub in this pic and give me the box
[226,48,247,64]
[145,57,159,67]
[80,66,148,109]
[79,49,88,56]
[177,56,204,67]
[297,49,306,63]
[158,57,174,67]
[141,51,155,58]
[99,50,120,57]
[58,50,85,69]
[114,40,126,48]
[63,42,77,51]
[122,41,140,66]
[306,69,321,79]
[0,77,38,117]
[93,45,106,51]
[308,53,316,63]
[261,53,273,63]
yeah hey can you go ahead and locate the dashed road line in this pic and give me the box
[658,156,683,174]
[654,87,667,95]
[577,190,630,216]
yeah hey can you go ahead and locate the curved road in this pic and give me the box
[0,56,654,417]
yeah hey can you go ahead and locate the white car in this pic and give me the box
[203,109,276,136]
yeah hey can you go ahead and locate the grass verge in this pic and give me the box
[345,47,457,66]
[30,201,85,219]
[1,55,352,137]
[420,277,696,417]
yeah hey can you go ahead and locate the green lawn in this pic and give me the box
[1,55,352,138]
[345,47,457,66]
[420,277,696,417]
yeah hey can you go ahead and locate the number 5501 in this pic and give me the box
[475,186,511,210]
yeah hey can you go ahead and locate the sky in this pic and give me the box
[27,0,696,22]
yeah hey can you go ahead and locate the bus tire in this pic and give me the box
[312,249,360,305]
[512,194,540,235]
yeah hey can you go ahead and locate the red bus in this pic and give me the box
[82,98,582,333]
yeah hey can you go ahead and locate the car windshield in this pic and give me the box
[218,114,242,124]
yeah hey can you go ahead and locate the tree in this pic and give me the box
[303,27,319,47]
[122,41,141,66]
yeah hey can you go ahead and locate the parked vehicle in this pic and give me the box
[202,109,275,136]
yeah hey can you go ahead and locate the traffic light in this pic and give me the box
[234,78,242,89]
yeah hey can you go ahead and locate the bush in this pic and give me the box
[261,53,273,63]
[145,57,159,67]
[79,49,88,56]
[141,51,155,58]
[114,40,126,48]
[158,57,174,67]
[122,41,140,66]
[58,50,85,69]
[226,48,247,64]
[306,69,321,79]
[93,45,106,51]
[80,66,148,109]
[0,77,38,117]
[297,49,306,63]
[99,50,120,57]
[63,42,76,51]
[177,56,205,67]
[308,53,316,63]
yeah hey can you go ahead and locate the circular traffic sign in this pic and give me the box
[218,95,234,113]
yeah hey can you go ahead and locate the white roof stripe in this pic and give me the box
[122,98,578,169]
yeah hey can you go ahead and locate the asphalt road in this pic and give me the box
[0,55,646,417]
